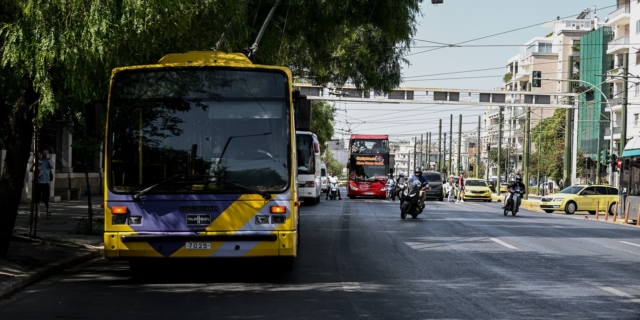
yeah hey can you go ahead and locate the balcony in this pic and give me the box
[606,68,624,83]
[513,72,529,82]
[608,36,630,55]
[608,5,631,26]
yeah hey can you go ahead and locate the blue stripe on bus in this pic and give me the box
[622,149,640,157]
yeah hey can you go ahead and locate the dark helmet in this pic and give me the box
[515,174,522,182]
[399,173,405,177]
[415,167,422,175]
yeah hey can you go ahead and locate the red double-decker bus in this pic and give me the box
[347,134,390,199]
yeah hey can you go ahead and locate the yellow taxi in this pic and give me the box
[499,182,509,193]
[462,178,492,202]
[539,185,618,215]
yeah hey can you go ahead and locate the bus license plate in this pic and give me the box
[185,242,211,250]
[364,192,374,195]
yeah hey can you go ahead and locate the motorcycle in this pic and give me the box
[329,182,339,200]
[385,184,395,201]
[503,189,522,216]
[400,181,424,219]
[396,182,407,206]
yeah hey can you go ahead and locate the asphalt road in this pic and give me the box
[2,188,640,319]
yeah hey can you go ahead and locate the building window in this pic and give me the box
[637,20,640,34]
[635,114,639,126]
[636,83,640,96]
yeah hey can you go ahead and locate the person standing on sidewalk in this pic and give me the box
[35,147,55,219]
[456,172,465,203]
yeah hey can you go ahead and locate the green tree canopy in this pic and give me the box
[310,101,335,155]
[0,0,423,256]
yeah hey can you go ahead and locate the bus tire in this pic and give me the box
[316,196,320,204]
[278,257,294,272]
[349,195,355,199]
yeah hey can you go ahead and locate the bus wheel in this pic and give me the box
[277,257,294,272]
[129,259,148,276]
[349,195,355,199]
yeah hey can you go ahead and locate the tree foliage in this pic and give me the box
[322,148,344,178]
[0,0,423,257]
[530,109,585,182]
[310,101,335,155]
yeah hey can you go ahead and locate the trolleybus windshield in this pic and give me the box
[108,68,290,194]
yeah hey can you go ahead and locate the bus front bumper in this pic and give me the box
[104,231,297,259]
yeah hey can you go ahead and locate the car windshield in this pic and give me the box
[466,180,487,187]
[296,134,316,174]
[108,68,290,194]
[559,186,583,194]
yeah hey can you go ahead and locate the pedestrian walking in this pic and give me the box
[34,147,55,218]
[558,179,564,190]
[456,172,465,203]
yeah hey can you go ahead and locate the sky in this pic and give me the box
[332,0,613,142]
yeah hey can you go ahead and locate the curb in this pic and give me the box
[0,247,103,299]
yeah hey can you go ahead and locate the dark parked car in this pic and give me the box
[423,171,444,201]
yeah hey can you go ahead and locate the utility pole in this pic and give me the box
[497,107,503,195]
[449,114,453,176]
[457,114,462,176]
[523,107,531,200]
[413,138,417,171]
[438,120,442,172]
[564,56,573,188]
[621,52,629,167]
[476,116,481,179]
[420,134,423,170]
[443,132,447,173]
[426,132,431,170]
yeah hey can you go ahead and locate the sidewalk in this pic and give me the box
[0,195,104,298]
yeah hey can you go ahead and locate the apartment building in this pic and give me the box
[602,0,640,156]
[484,13,597,180]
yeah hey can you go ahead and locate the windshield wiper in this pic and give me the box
[133,173,187,200]
[218,132,272,164]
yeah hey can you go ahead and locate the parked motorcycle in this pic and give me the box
[329,182,339,200]
[400,181,423,219]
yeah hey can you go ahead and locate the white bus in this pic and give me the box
[320,162,328,193]
[296,131,321,205]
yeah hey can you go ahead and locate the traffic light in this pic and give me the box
[442,167,447,174]
[599,149,608,164]
[610,153,618,171]
[458,164,462,171]
[486,144,491,152]
[469,164,474,171]
[532,71,541,88]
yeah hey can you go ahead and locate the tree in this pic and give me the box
[310,101,335,156]
[0,0,423,256]
[322,149,344,178]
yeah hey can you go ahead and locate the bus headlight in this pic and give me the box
[350,185,358,190]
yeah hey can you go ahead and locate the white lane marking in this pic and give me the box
[341,282,362,292]
[620,241,640,248]
[598,286,634,298]
[490,238,518,250]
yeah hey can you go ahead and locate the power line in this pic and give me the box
[406,4,616,57]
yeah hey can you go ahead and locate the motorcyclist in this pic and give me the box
[326,172,342,200]
[408,168,430,209]
[502,174,526,212]
[394,173,406,199]
[385,175,396,201]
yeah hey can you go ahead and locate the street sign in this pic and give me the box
[617,158,622,170]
